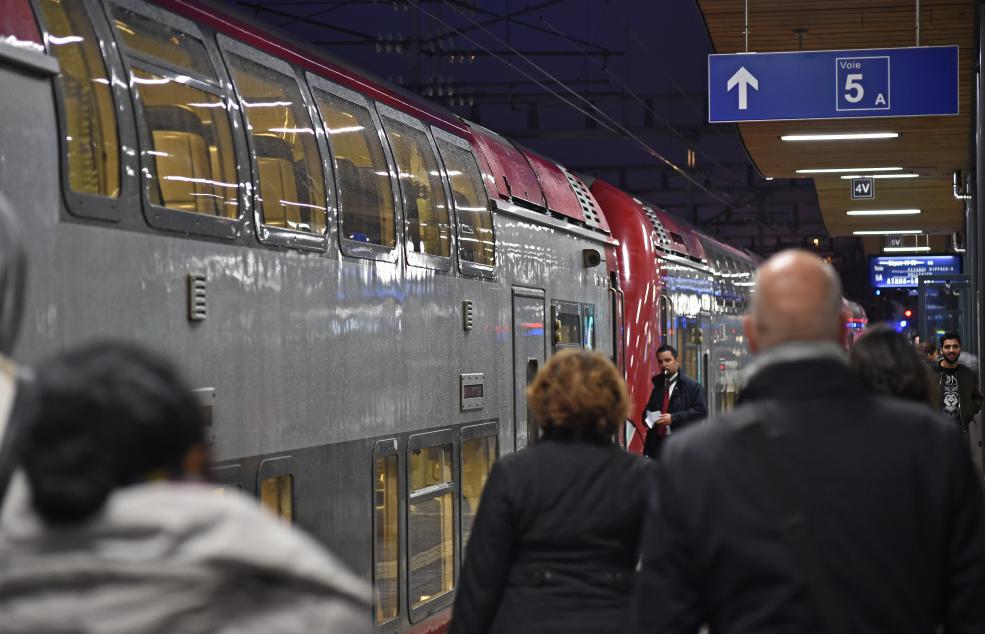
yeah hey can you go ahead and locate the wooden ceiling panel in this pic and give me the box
[696,0,974,245]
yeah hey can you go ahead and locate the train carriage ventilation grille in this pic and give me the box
[188,273,207,322]
[636,200,673,253]
[559,165,605,230]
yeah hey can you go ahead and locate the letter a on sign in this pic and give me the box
[851,177,874,199]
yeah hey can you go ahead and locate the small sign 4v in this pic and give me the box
[851,177,875,199]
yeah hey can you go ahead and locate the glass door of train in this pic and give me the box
[918,274,971,349]
[659,262,714,410]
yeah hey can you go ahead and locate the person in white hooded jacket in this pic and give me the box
[0,341,372,634]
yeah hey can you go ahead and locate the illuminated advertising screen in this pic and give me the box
[869,255,961,289]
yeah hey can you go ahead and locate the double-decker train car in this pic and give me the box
[0,0,778,631]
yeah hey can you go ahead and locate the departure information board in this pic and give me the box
[869,255,961,289]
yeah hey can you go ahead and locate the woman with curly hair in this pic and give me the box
[449,349,651,634]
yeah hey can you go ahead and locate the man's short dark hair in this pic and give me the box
[940,332,961,348]
[657,344,678,359]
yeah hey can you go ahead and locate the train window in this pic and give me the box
[379,113,451,262]
[311,86,397,252]
[373,444,399,624]
[224,51,327,238]
[408,438,455,616]
[460,424,498,553]
[111,4,243,235]
[129,68,239,218]
[259,474,293,522]
[433,135,496,271]
[109,4,216,80]
[582,304,596,350]
[36,0,120,201]
[552,301,582,350]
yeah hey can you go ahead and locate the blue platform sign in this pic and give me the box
[708,46,958,123]
[869,255,961,289]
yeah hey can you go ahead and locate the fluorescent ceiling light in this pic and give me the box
[883,246,932,252]
[839,173,919,180]
[852,229,923,235]
[846,209,921,216]
[797,167,903,174]
[781,132,899,141]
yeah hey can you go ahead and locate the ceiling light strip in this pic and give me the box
[852,229,923,235]
[839,173,919,179]
[781,132,899,141]
[883,246,932,252]
[797,167,903,174]
[846,209,921,216]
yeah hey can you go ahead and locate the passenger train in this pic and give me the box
[0,1,864,631]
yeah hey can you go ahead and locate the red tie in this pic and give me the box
[658,383,671,437]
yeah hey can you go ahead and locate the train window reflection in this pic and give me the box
[130,69,239,217]
[225,54,326,235]
[259,474,293,522]
[374,452,399,623]
[461,434,496,552]
[408,443,455,610]
[434,139,495,268]
[38,0,120,199]
[553,303,582,350]
[312,90,396,248]
[110,5,217,81]
[381,118,450,258]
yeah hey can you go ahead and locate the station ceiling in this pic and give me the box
[697,0,975,253]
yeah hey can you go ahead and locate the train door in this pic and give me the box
[918,274,972,349]
[512,288,546,451]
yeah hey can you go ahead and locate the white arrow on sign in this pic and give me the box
[727,66,759,110]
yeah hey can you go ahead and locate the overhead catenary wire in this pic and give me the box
[539,15,747,188]
[407,0,781,235]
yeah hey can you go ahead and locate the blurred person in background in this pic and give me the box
[449,349,651,634]
[0,341,372,634]
[851,323,935,405]
[917,341,939,369]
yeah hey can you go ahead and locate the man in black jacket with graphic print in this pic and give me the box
[934,332,982,434]
[641,345,707,459]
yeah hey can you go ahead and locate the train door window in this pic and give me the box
[35,0,122,218]
[407,431,456,621]
[552,301,582,351]
[581,304,596,350]
[373,439,399,625]
[432,130,496,275]
[256,456,295,523]
[109,2,242,238]
[308,78,398,260]
[260,474,293,522]
[460,422,498,555]
[376,106,451,267]
[221,40,329,250]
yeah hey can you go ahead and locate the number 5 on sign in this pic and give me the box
[836,56,890,111]
[844,74,864,103]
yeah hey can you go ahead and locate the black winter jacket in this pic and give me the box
[629,351,985,634]
[642,371,707,459]
[449,435,652,634]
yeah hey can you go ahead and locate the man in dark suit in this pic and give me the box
[641,345,707,460]
[629,250,985,634]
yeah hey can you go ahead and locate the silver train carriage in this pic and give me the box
[0,0,768,631]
